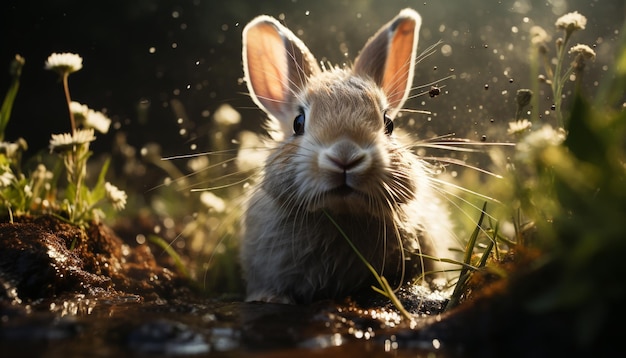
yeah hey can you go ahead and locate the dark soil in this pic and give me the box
[0,216,620,357]
[0,215,188,303]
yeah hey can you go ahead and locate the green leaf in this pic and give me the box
[0,56,25,141]
[564,95,599,161]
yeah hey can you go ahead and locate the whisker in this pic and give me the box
[162,148,242,161]
[411,74,456,91]
[422,156,503,178]
[190,176,257,192]
[397,108,432,115]
[429,176,500,204]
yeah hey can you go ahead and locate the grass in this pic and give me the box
[0,52,126,227]
[323,209,415,322]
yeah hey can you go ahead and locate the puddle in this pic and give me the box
[1,290,454,357]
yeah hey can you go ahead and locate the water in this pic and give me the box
[1,294,452,357]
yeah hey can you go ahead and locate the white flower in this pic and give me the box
[0,167,15,187]
[44,52,83,74]
[236,130,268,172]
[568,44,596,61]
[49,128,96,153]
[24,184,32,198]
[516,125,566,162]
[104,182,127,211]
[0,141,21,158]
[70,101,90,119]
[200,191,225,213]
[555,11,587,33]
[32,164,53,182]
[507,119,533,135]
[530,26,551,46]
[187,156,209,172]
[213,104,241,126]
[70,102,112,134]
[84,109,112,134]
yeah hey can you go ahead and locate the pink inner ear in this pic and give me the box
[383,20,416,110]
[245,23,288,114]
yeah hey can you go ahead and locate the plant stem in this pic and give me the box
[529,47,540,123]
[552,32,572,128]
[62,72,76,135]
[446,202,487,311]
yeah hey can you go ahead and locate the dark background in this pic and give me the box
[2,0,624,160]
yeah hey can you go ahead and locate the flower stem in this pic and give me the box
[552,32,572,128]
[62,72,76,134]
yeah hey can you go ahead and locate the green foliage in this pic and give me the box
[495,18,626,343]
[0,54,125,227]
[0,55,24,141]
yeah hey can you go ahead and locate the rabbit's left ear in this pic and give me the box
[242,15,320,132]
[354,9,421,118]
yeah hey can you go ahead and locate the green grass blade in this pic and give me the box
[148,234,190,279]
[0,55,25,141]
[323,210,415,322]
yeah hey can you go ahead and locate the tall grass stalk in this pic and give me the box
[322,210,415,323]
[445,202,489,310]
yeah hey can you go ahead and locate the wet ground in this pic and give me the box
[0,216,620,357]
[0,294,454,357]
[0,215,455,357]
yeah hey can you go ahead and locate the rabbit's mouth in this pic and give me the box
[328,184,355,197]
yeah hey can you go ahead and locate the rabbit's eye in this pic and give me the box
[293,108,305,135]
[383,112,394,135]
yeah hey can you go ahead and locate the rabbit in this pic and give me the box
[240,8,456,304]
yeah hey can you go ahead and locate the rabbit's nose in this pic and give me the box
[327,152,365,171]
[323,140,369,172]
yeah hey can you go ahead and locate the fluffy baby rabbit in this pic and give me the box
[240,8,455,304]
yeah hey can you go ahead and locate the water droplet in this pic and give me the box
[484,84,489,90]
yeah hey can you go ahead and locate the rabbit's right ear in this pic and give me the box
[354,9,421,119]
[243,16,321,129]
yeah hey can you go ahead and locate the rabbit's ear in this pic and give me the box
[243,16,320,127]
[354,9,421,118]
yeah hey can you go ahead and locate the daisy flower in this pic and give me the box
[516,125,566,162]
[555,11,587,34]
[84,109,112,134]
[70,101,90,119]
[0,167,15,187]
[200,191,226,213]
[568,44,596,61]
[0,141,22,159]
[213,104,241,126]
[507,119,533,136]
[49,128,96,153]
[70,101,112,134]
[104,182,127,211]
[44,53,83,75]
[530,26,550,46]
